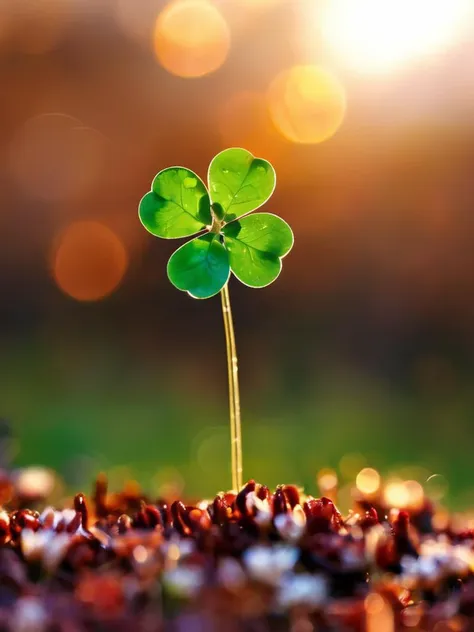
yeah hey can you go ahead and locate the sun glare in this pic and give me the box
[320,0,471,74]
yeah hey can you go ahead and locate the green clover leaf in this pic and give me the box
[139,167,211,238]
[138,148,293,299]
[222,213,293,287]
[167,234,230,299]
[208,147,276,222]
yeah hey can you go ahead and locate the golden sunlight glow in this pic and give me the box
[404,480,424,510]
[154,0,230,78]
[384,481,410,509]
[267,65,346,144]
[320,0,471,74]
[16,467,55,498]
[52,221,128,302]
[318,468,338,491]
[133,545,149,564]
[356,468,380,495]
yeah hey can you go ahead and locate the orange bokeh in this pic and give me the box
[384,479,424,510]
[356,468,381,495]
[52,221,128,302]
[267,65,346,144]
[154,0,230,78]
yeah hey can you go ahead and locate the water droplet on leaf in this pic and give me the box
[183,177,197,188]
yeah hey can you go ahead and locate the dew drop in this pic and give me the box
[222,168,230,174]
[183,177,197,188]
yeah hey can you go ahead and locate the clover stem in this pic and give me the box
[220,282,243,491]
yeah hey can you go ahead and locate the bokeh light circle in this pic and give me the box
[403,480,424,510]
[425,473,448,501]
[15,466,56,499]
[52,221,128,302]
[383,479,425,510]
[154,0,230,78]
[384,480,410,509]
[267,65,346,144]
[356,467,381,495]
[317,468,338,492]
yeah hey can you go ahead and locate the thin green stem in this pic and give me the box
[220,282,243,491]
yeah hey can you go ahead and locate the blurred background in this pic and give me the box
[1,0,474,508]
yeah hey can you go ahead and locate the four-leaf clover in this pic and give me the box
[138,148,294,299]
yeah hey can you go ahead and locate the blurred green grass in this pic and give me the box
[3,332,474,510]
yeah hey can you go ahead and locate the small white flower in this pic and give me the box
[400,555,418,576]
[12,597,48,632]
[274,505,306,542]
[21,529,71,572]
[21,529,50,562]
[161,537,195,562]
[243,545,299,585]
[451,545,474,573]
[417,556,440,579]
[163,565,204,598]
[60,508,77,527]
[0,510,9,528]
[218,557,246,590]
[400,537,472,584]
[420,539,450,563]
[365,524,389,563]
[42,533,71,573]
[39,507,58,529]
[340,546,364,569]
[246,492,272,526]
[40,508,77,531]
[277,573,327,610]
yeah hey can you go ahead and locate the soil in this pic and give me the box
[0,472,473,631]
